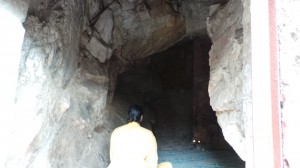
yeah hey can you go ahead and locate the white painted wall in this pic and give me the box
[278,0,300,167]
[251,0,275,167]
[0,1,28,167]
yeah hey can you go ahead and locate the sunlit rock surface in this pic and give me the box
[11,1,113,167]
[207,0,251,161]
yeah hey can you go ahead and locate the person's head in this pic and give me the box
[128,104,144,123]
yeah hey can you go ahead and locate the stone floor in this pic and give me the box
[155,125,245,168]
[150,91,245,168]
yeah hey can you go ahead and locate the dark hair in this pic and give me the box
[128,104,143,123]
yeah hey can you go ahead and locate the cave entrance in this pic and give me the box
[113,35,245,167]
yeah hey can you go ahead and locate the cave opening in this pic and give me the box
[1,0,255,167]
[112,35,245,167]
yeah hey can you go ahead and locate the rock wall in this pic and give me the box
[10,1,113,167]
[277,1,300,167]
[207,0,251,161]
[111,0,186,62]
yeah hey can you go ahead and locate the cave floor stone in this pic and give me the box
[151,91,245,168]
[155,127,245,168]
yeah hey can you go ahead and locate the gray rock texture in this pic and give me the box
[207,0,251,161]
[9,1,113,167]
[110,0,186,62]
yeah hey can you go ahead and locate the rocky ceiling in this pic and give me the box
[26,0,228,66]
[26,0,230,103]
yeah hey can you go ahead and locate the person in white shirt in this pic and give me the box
[107,104,172,168]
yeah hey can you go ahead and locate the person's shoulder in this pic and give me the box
[139,126,154,136]
[111,124,126,133]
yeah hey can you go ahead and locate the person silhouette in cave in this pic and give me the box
[107,104,172,168]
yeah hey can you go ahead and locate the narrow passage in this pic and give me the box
[150,91,245,168]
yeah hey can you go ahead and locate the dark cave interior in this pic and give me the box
[113,36,233,151]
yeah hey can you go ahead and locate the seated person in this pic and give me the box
[107,104,172,168]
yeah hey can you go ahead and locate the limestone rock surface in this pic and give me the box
[9,1,115,167]
[110,0,186,62]
[207,0,251,161]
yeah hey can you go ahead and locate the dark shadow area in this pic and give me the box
[113,36,245,167]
